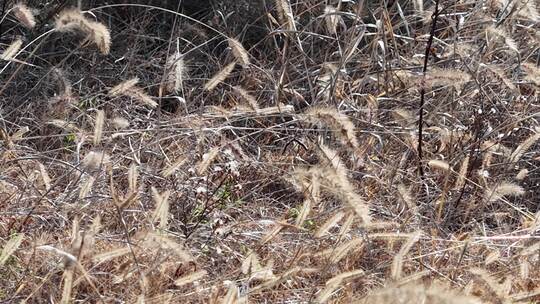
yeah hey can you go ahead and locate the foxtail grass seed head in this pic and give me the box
[331,238,363,264]
[110,78,139,96]
[79,175,95,199]
[197,147,220,175]
[315,211,344,238]
[522,62,540,86]
[0,234,24,265]
[317,269,364,303]
[128,164,138,193]
[454,156,470,189]
[82,151,110,170]
[165,51,186,93]
[112,116,129,129]
[228,38,249,67]
[38,162,51,191]
[1,38,23,60]
[426,68,471,90]
[55,9,111,54]
[275,0,297,32]
[151,187,171,230]
[510,131,540,162]
[304,107,359,149]
[486,182,525,202]
[12,4,36,29]
[204,62,236,91]
[324,5,342,35]
[109,78,157,108]
[174,270,207,287]
[222,283,238,304]
[428,159,450,172]
[233,86,259,111]
[61,268,74,304]
[93,110,104,145]
[516,168,528,180]
[486,26,518,53]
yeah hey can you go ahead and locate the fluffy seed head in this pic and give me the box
[197,147,220,175]
[82,151,110,169]
[486,26,518,53]
[110,78,139,96]
[12,4,36,28]
[516,168,529,180]
[1,38,23,60]
[55,9,111,54]
[510,131,540,162]
[324,5,342,35]
[109,78,157,108]
[228,38,250,67]
[0,234,24,265]
[428,159,450,172]
[165,51,186,93]
[233,86,259,111]
[315,211,344,238]
[486,182,525,202]
[426,68,471,90]
[174,270,207,287]
[93,110,104,145]
[304,107,359,149]
[204,62,236,91]
[112,117,129,129]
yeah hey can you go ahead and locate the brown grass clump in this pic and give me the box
[357,284,482,304]
[2,1,540,303]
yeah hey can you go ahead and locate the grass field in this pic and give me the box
[0,0,539,303]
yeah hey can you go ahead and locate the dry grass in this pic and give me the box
[1,1,540,303]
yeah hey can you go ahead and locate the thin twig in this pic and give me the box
[417,0,441,178]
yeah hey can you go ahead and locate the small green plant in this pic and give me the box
[288,207,300,219]
[78,97,98,110]
[64,133,76,146]
[303,219,316,230]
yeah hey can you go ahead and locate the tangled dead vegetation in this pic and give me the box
[1,0,540,303]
